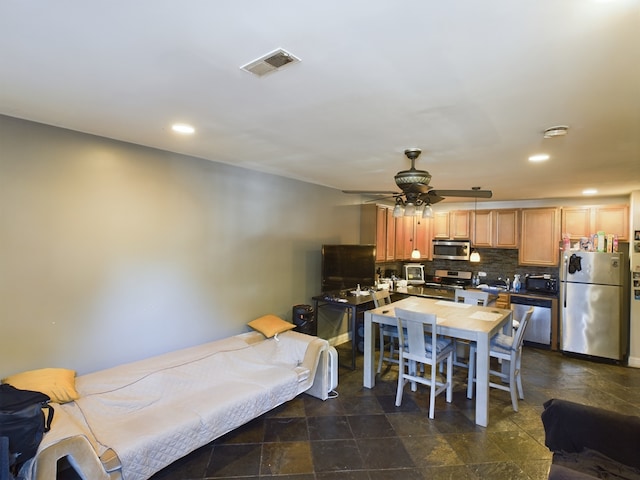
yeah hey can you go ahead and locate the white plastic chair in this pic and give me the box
[369,289,397,373]
[466,306,534,412]
[451,289,489,369]
[394,308,453,419]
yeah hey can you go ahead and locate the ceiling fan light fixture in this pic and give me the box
[422,204,433,218]
[470,250,481,263]
[411,249,421,259]
[404,203,416,216]
[393,204,404,217]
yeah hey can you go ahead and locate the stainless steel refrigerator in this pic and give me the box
[560,251,629,361]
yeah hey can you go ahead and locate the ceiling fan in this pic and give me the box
[342,148,492,209]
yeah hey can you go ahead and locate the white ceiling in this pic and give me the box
[1,1,639,204]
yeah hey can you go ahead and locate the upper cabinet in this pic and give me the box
[362,202,627,266]
[414,217,433,261]
[394,215,413,261]
[519,208,561,266]
[433,210,470,239]
[394,215,432,261]
[432,211,450,239]
[360,204,392,262]
[562,205,629,241]
[472,209,519,249]
[361,204,430,262]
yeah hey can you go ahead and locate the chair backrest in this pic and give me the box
[395,307,438,362]
[510,307,534,352]
[454,289,489,306]
[369,289,392,308]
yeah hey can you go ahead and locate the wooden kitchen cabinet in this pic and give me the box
[519,208,560,266]
[432,211,450,239]
[384,208,396,260]
[562,205,629,240]
[472,209,518,248]
[433,210,470,239]
[494,209,519,248]
[414,217,432,260]
[388,215,433,261]
[472,210,492,247]
[360,204,394,262]
[395,215,414,260]
[450,210,471,239]
[495,293,510,309]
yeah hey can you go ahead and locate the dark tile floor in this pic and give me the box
[63,343,640,480]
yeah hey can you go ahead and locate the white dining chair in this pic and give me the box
[466,306,534,412]
[369,289,397,373]
[394,307,453,419]
[451,289,489,369]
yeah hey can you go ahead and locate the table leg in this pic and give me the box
[349,305,357,370]
[363,312,375,388]
[475,332,490,427]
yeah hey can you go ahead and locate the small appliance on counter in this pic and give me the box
[524,274,558,295]
[403,263,425,285]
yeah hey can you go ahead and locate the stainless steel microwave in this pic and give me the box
[432,240,471,260]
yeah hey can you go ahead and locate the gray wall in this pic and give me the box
[0,115,361,378]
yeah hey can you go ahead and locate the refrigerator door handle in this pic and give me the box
[562,255,568,308]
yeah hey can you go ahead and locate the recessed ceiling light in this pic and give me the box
[582,189,598,195]
[171,123,195,134]
[529,154,550,162]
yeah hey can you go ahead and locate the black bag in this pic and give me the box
[0,384,54,473]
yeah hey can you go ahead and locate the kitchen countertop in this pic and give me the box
[508,289,558,299]
[393,285,456,301]
[393,286,499,304]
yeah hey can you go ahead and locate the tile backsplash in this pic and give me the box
[378,248,559,282]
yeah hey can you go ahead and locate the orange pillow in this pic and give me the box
[248,314,296,338]
[3,367,79,403]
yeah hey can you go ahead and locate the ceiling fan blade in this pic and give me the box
[341,190,400,195]
[364,194,398,202]
[424,192,445,204]
[430,189,493,198]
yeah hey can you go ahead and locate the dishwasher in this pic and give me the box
[510,294,553,347]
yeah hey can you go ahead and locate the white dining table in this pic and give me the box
[363,296,513,427]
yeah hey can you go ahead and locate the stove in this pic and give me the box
[396,269,474,301]
[424,270,473,290]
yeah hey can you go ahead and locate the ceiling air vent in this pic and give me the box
[240,48,300,77]
[543,125,569,138]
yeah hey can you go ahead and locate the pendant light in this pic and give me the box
[411,218,421,259]
[470,187,481,263]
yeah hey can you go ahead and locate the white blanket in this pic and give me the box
[31,333,315,480]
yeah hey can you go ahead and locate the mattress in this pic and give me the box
[24,331,323,480]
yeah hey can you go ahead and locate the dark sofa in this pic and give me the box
[541,398,640,479]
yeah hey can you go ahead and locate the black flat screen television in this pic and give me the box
[321,244,376,292]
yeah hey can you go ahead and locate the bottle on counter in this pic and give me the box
[513,274,521,293]
[356,284,361,295]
